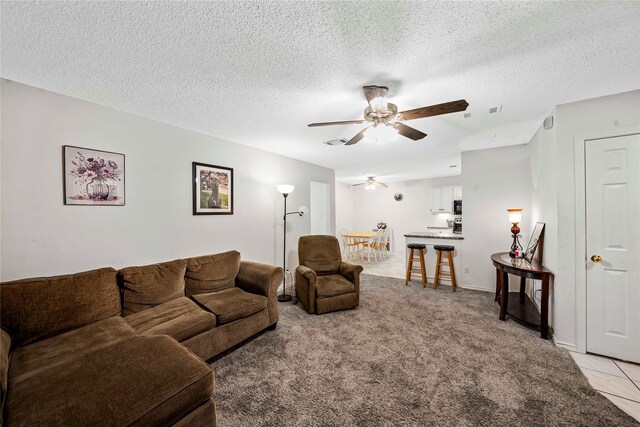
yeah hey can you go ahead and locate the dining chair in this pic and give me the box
[365,231,385,263]
[340,228,359,260]
[381,228,391,259]
[348,226,365,257]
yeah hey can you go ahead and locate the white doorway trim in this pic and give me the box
[573,126,640,354]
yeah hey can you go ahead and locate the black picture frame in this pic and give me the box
[192,162,234,215]
[63,145,125,206]
[524,222,545,263]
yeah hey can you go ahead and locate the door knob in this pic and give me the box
[591,255,602,263]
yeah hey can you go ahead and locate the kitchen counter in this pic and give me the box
[404,231,464,240]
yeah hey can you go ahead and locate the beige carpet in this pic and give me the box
[211,274,638,426]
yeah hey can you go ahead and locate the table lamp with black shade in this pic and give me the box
[276,184,308,302]
[507,208,523,258]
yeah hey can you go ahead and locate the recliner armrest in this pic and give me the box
[339,262,363,282]
[339,261,363,307]
[296,265,317,284]
[235,261,284,297]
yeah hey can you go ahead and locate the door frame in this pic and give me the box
[573,126,640,354]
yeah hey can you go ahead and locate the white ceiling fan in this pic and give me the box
[351,176,388,191]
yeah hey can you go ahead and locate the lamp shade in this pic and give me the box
[507,208,522,224]
[298,206,308,216]
[277,184,294,195]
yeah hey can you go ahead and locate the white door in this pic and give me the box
[310,181,330,235]
[586,133,640,363]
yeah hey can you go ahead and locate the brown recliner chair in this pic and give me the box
[295,235,363,314]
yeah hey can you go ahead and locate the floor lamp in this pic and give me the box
[276,184,307,302]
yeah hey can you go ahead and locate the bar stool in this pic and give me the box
[405,243,427,287]
[434,245,457,292]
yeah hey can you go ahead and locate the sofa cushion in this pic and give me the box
[125,297,216,342]
[5,335,214,426]
[9,317,136,379]
[316,274,355,298]
[119,259,187,315]
[184,251,241,295]
[192,288,267,325]
[0,267,121,346]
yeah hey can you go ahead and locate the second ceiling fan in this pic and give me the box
[309,85,469,146]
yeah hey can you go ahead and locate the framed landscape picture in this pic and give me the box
[63,145,125,206]
[193,162,233,215]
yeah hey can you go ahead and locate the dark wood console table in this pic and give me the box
[491,252,553,339]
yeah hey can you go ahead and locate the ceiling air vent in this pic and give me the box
[323,138,348,146]
[464,113,471,118]
[489,105,503,114]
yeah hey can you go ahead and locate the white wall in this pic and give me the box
[0,79,335,281]
[335,176,462,252]
[460,144,533,291]
[528,113,558,323]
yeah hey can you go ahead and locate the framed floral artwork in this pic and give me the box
[63,146,125,206]
[193,162,233,215]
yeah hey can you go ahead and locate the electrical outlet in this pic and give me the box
[464,266,470,274]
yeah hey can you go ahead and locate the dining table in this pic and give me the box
[341,231,378,240]
[340,231,379,260]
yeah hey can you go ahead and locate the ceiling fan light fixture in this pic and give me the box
[364,124,398,142]
[369,96,388,114]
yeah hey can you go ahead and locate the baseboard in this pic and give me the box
[553,336,578,352]
[457,284,493,293]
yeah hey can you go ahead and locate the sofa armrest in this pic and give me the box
[339,262,363,306]
[1,328,12,402]
[235,261,283,297]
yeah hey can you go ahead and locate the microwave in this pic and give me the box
[454,200,462,215]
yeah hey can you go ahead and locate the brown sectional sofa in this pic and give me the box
[0,251,283,426]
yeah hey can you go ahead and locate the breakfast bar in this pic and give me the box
[404,228,464,286]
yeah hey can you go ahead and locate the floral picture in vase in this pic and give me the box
[63,146,125,206]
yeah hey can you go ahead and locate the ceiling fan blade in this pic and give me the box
[400,99,469,121]
[375,182,389,188]
[351,182,367,187]
[308,119,368,127]
[345,127,370,146]
[394,123,427,141]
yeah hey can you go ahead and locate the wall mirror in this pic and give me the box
[524,222,545,263]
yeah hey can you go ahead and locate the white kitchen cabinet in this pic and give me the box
[430,188,442,213]
[430,187,454,213]
[454,186,462,200]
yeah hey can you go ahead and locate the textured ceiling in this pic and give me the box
[2,1,639,183]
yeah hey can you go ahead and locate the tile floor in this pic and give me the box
[569,351,640,421]
[355,252,406,280]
